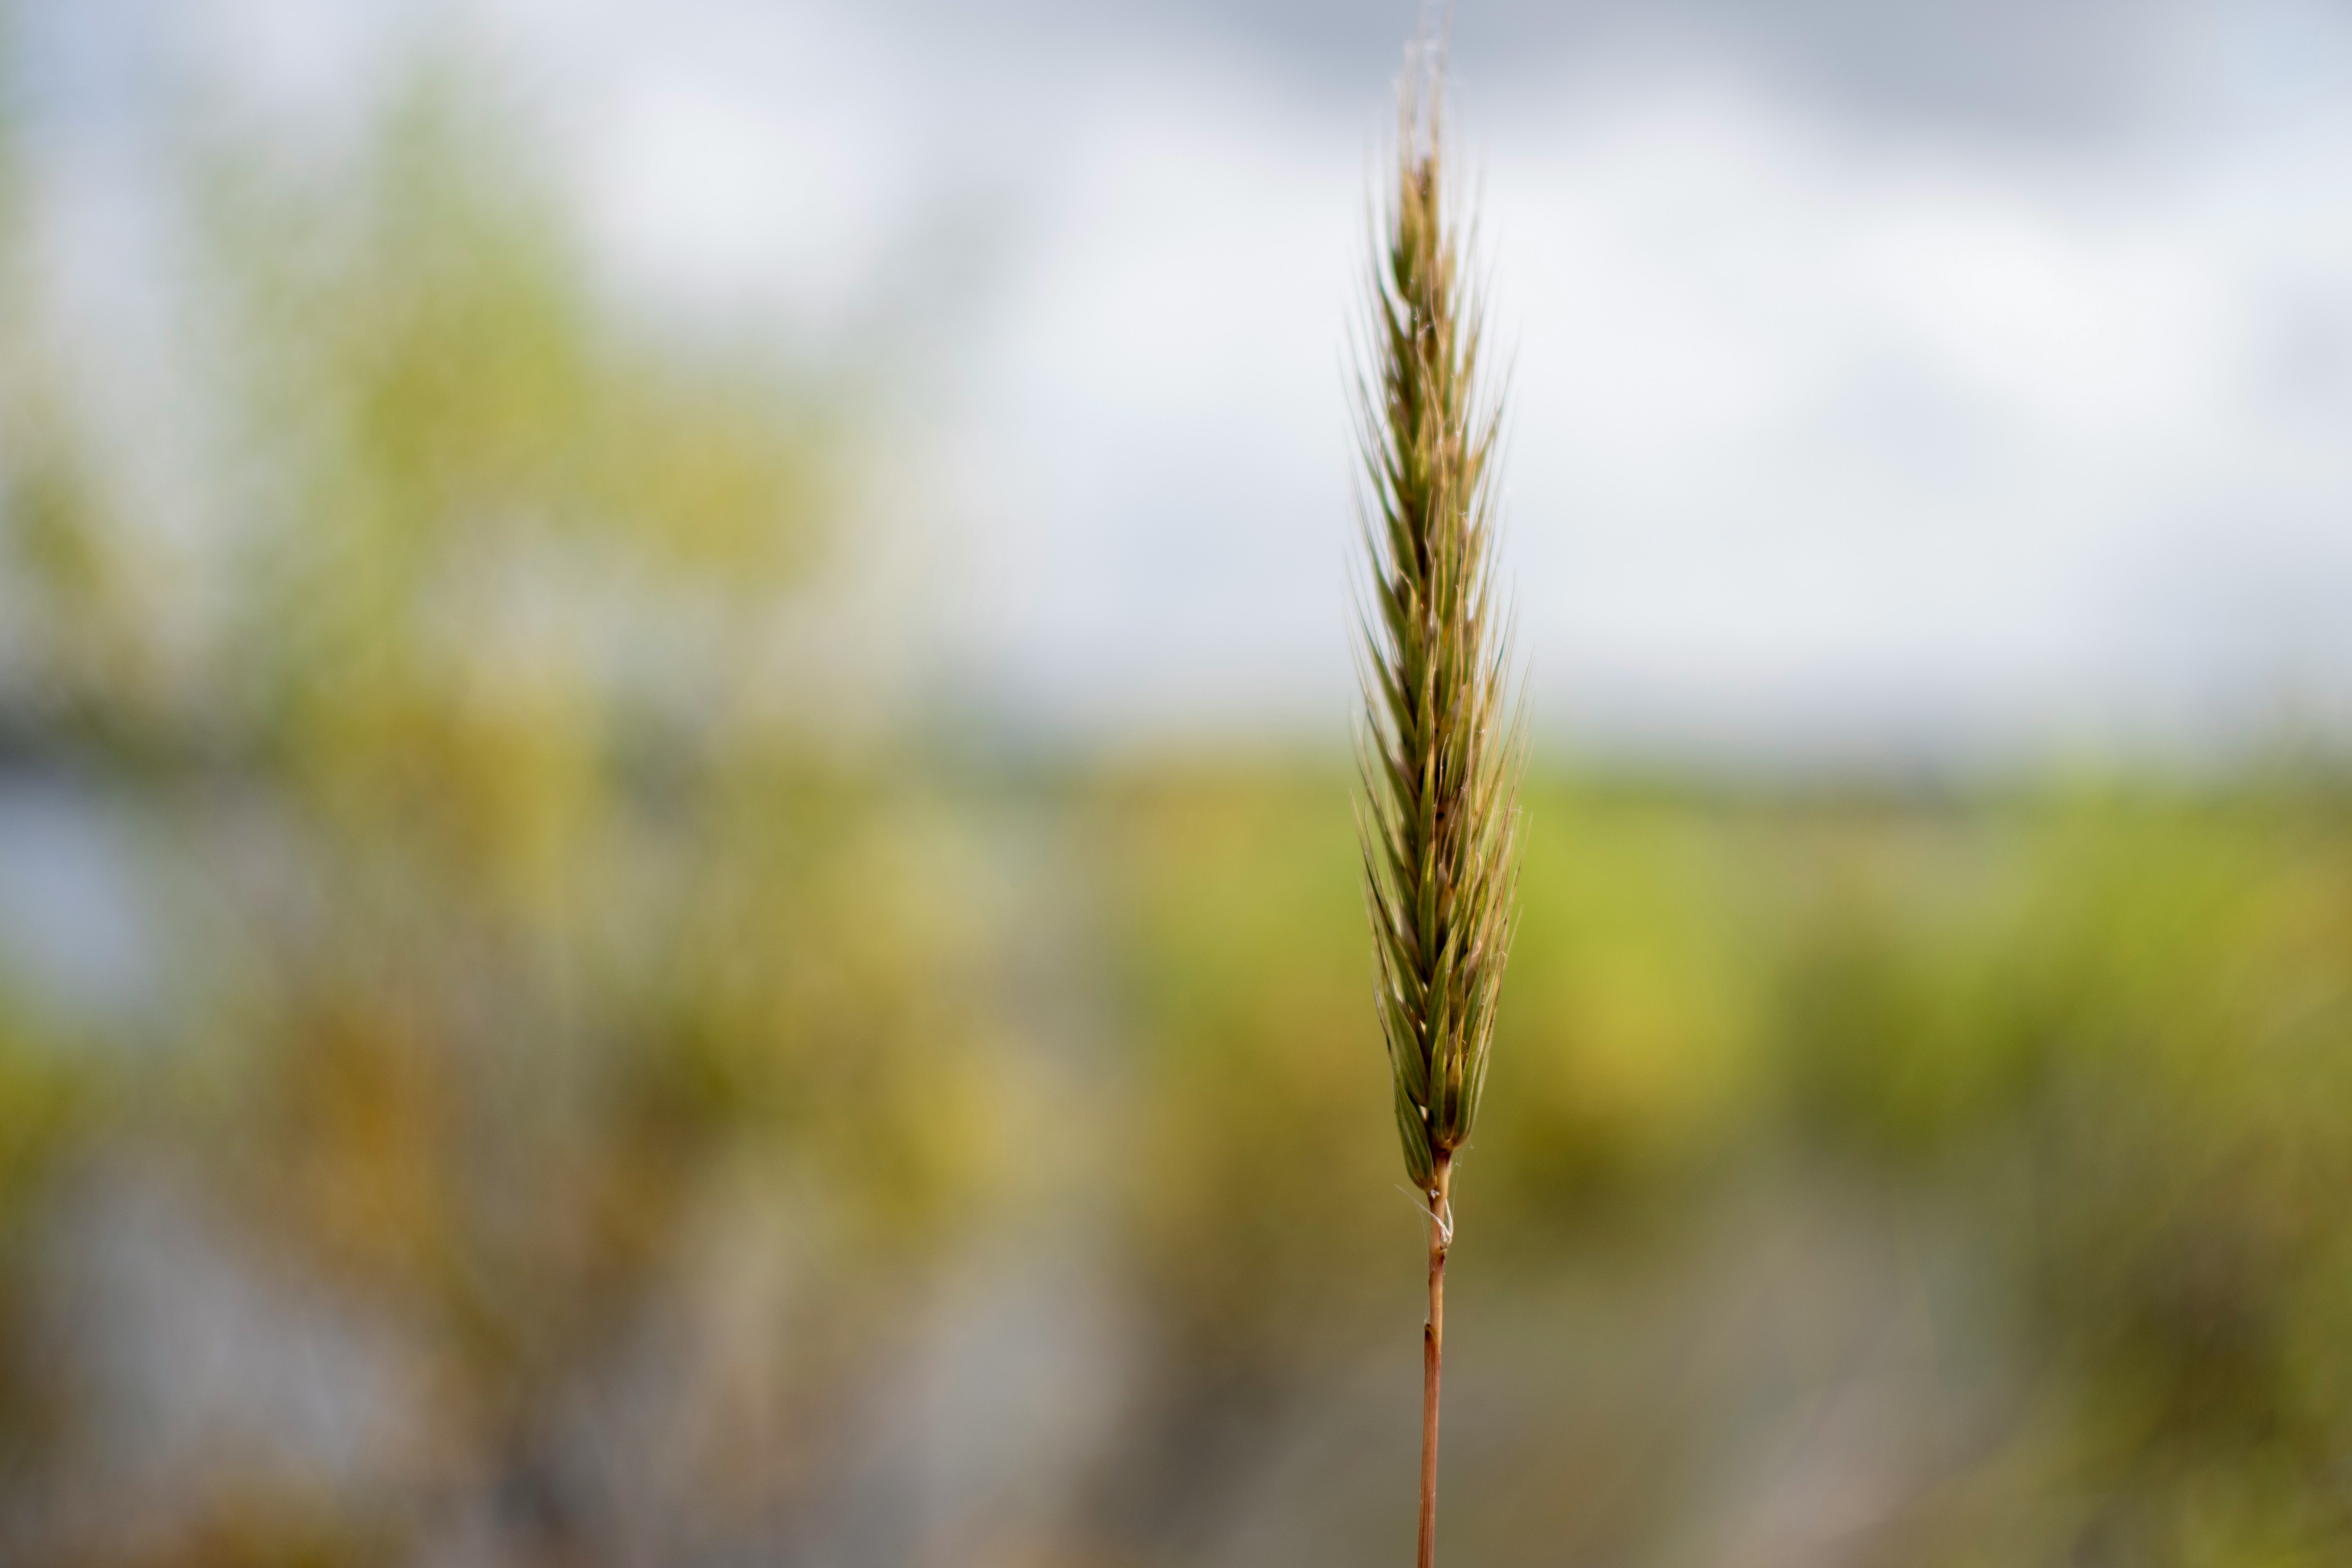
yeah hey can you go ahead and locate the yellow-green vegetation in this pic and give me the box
[1086,768,2352,1563]
[0,66,1019,1566]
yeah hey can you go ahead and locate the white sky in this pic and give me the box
[45,0,2352,767]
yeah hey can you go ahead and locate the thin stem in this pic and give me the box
[1419,1150,1453,1568]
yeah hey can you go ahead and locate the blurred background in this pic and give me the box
[4,0,2352,1564]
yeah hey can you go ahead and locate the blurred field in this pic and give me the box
[4,37,2352,1568]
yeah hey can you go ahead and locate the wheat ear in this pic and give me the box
[1353,40,1523,1568]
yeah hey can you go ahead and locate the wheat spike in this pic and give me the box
[1356,46,1521,1217]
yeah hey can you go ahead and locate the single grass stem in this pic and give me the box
[1351,33,1524,1568]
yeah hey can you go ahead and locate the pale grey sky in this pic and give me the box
[33,0,2352,766]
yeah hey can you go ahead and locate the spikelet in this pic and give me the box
[1354,45,1522,1199]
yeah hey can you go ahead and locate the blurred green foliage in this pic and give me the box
[0,58,1018,1567]
[1086,773,2352,1564]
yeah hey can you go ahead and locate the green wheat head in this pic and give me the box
[1355,48,1523,1197]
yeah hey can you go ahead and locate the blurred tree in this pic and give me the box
[0,49,1016,1567]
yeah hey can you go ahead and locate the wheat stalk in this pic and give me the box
[1353,37,1523,1568]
